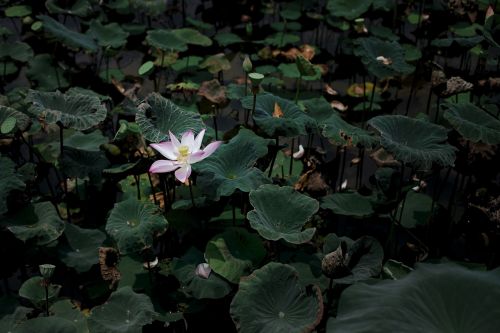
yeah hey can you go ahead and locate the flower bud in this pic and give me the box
[243,55,252,73]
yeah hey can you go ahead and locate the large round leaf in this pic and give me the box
[172,28,212,46]
[3,202,64,246]
[88,286,157,333]
[105,197,168,254]
[15,316,78,333]
[205,228,266,284]
[89,20,129,48]
[396,191,433,228]
[59,223,106,273]
[0,155,25,215]
[146,29,187,52]
[64,130,108,152]
[241,93,315,137]
[19,276,61,308]
[0,306,31,332]
[327,264,500,332]
[327,0,372,20]
[135,92,204,143]
[230,262,323,333]
[443,101,500,144]
[27,54,69,91]
[0,105,30,132]
[27,90,107,130]
[195,129,271,200]
[248,185,319,244]
[59,146,109,185]
[38,15,98,51]
[368,115,455,168]
[321,113,377,147]
[320,192,374,218]
[51,300,89,333]
[46,0,92,17]
[354,37,415,79]
[171,247,232,299]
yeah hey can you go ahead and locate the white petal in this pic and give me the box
[174,164,192,183]
[169,131,181,149]
[293,144,305,159]
[201,141,222,159]
[193,129,206,152]
[150,142,178,160]
[180,130,195,151]
[195,263,211,279]
[341,179,348,190]
[149,160,180,173]
[188,151,206,164]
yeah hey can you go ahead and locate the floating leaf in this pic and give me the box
[3,202,64,246]
[105,197,168,254]
[321,192,374,218]
[89,20,129,48]
[171,247,232,299]
[214,32,244,46]
[172,28,212,46]
[327,264,500,332]
[442,101,500,144]
[195,129,271,200]
[205,228,266,283]
[19,276,61,308]
[135,92,204,143]
[28,90,107,130]
[38,15,98,51]
[241,93,315,137]
[146,29,187,52]
[88,286,157,333]
[248,185,319,244]
[321,113,377,147]
[230,263,323,333]
[59,223,106,273]
[368,115,455,168]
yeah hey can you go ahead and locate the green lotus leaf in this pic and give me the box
[51,300,89,333]
[0,306,31,332]
[431,35,484,48]
[15,316,78,333]
[105,197,168,254]
[402,43,422,62]
[59,223,106,273]
[135,92,204,143]
[64,130,108,151]
[205,228,266,283]
[230,262,323,333]
[116,255,151,291]
[271,21,302,32]
[280,4,301,20]
[146,29,187,52]
[19,276,61,308]
[241,93,315,137]
[0,61,17,76]
[321,113,377,147]
[382,259,413,280]
[186,17,214,31]
[320,192,374,217]
[59,146,109,185]
[138,61,154,75]
[442,101,500,144]
[0,105,30,133]
[89,20,129,49]
[0,41,33,62]
[396,191,433,228]
[172,28,212,46]
[38,15,98,51]
[327,264,500,332]
[368,115,455,168]
[248,185,319,244]
[200,53,231,74]
[354,37,415,78]
[262,32,300,47]
[171,56,203,72]
[27,54,69,91]
[99,68,125,83]
[327,0,371,20]
[278,62,321,80]
[88,286,157,333]
[171,247,232,299]
[214,32,244,46]
[46,0,92,16]
[5,5,31,17]
[195,129,271,200]
[296,55,317,77]
[3,202,64,246]
[370,25,399,41]
[130,0,166,16]
[67,87,111,102]
[27,90,107,130]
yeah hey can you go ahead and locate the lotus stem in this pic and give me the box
[425,85,433,115]
[268,137,279,178]
[367,77,377,125]
[406,62,420,116]
[232,198,236,226]
[147,172,157,205]
[188,179,196,208]
[415,0,425,46]
[294,76,302,103]
[134,174,141,200]
[246,91,257,126]
[213,108,219,141]
[244,73,248,96]
[44,283,49,316]
[289,138,295,176]
[434,96,440,123]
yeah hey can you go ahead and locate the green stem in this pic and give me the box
[188,179,196,208]
[268,137,279,178]
[289,138,295,176]
[294,76,302,103]
[45,284,49,316]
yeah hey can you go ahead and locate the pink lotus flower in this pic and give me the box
[149,129,221,183]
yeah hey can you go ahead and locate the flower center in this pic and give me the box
[178,145,190,162]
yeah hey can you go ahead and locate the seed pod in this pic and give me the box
[39,264,56,280]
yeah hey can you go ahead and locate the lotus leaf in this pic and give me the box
[0,105,30,133]
[88,286,157,333]
[19,276,61,308]
[59,223,106,273]
[354,37,415,78]
[146,29,187,52]
[172,28,212,46]
[443,101,500,144]
[105,197,168,254]
[241,93,315,137]
[59,146,109,184]
[368,115,455,168]
[0,306,31,332]
[0,41,33,62]
[230,262,323,333]
[327,264,500,332]
[214,32,244,46]
[27,54,69,91]
[195,129,271,200]
[51,300,89,333]
[89,20,129,48]
[327,0,371,20]
[204,228,266,283]
[38,15,98,51]
[320,192,374,217]
[200,53,231,74]
[135,92,204,143]
[64,130,108,151]
[321,113,377,147]
[15,316,78,333]
[28,90,107,130]
[4,202,64,246]
[46,0,91,16]
[247,185,319,244]
[171,247,232,299]
[396,191,433,228]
